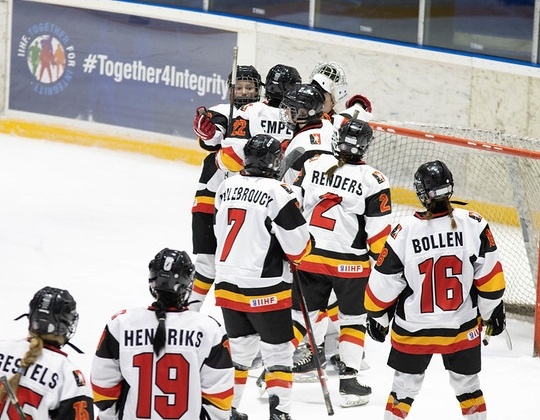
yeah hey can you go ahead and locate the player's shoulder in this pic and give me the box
[453,207,487,224]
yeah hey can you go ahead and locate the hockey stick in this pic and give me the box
[0,375,26,419]
[482,325,513,350]
[292,267,335,416]
[227,46,239,136]
[278,147,305,180]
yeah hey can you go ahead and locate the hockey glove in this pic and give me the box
[345,94,373,113]
[193,107,216,140]
[485,301,506,336]
[366,316,388,343]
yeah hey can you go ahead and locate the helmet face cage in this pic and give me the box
[29,287,79,342]
[413,160,454,207]
[333,118,373,162]
[265,64,302,102]
[148,248,195,305]
[243,134,283,178]
[228,65,262,107]
[279,84,325,129]
[309,61,348,102]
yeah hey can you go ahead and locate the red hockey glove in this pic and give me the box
[193,107,216,140]
[345,94,373,113]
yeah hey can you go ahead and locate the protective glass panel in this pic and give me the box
[208,0,310,26]
[315,0,419,44]
[424,0,535,62]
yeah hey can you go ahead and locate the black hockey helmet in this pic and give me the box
[228,65,262,107]
[265,64,302,103]
[333,118,373,163]
[279,83,325,129]
[148,248,195,305]
[414,160,454,207]
[28,286,79,342]
[243,134,283,178]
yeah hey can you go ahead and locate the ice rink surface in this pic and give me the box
[0,134,538,419]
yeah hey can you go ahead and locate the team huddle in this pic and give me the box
[0,61,507,420]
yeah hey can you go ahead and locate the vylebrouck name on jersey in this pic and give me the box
[411,231,463,253]
[219,186,274,206]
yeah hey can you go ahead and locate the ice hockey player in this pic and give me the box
[213,134,312,420]
[291,118,392,407]
[365,160,506,420]
[91,248,234,420]
[216,63,302,173]
[309,60,373,128]
[190,65,262,311]
[0,286,94,419]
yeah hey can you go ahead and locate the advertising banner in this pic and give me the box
[10,0,236,138]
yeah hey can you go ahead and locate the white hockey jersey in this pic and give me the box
[216,101,293,173]
[91,307,233,420]
[281,119,338,185]
[365,208,506,355]
[294,153,392,278]
[0,339,93,419]
[213,174,312,312]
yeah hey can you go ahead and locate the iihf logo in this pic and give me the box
[16,23,76,96]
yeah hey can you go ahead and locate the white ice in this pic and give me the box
[0,133,538,419]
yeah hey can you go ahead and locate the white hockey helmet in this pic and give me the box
[309,61,348,103]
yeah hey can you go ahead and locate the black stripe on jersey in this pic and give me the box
[375,243,404,275]
[274,199,306,230]
[205,334,233,370]
[262,233,288,278]
[199,139,221,152]
[352,214,367,249]
[392,316,479,338]
[478,224,498,257]
[365,188,392,216]
[95,325,120,360]
[216,281,289,297]
[307,246,369,261]
[197,154,220,184]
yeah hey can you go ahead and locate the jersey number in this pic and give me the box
[219,208,246,261]
[0,385,42,420]
[310,193,342,230]
[419,255,464,312]
[133,353,189,418]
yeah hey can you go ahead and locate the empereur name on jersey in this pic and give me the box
[219,186,274,206]
[124,328,203,347]
[411,231,464,253]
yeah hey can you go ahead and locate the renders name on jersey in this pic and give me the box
[310,169,363,196]
[124,328,203,348]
